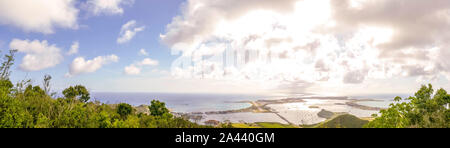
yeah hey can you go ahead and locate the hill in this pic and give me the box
[316,114,369,128]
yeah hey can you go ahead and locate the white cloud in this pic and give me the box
[161,0,299,48]
[139,58,159,66]
[343,70,367,84]
[139,48,148,56]
[67,41,79,55]
[117,20,145,44]
[162,0,450,95]
[67,54,119,77]
[124,58,159,75]
[84,0,134,16]
[0,0,78,34]
[124,64,141,75]
[9,39,63,71]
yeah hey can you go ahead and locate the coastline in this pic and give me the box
[162,96,386,126]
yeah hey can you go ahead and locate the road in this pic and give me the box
[251,101,296,126]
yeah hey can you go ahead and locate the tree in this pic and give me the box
[149,100,171,117]
[13,79,31,94]
[365,84,450,128]
[42,74,54,96]
[24,85,46,98]
[0,79,13,94]
[0,49,17,80]
[117,103,134,119]
[62,85,90,102]
[0,49,16,95]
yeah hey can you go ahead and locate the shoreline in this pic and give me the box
[166,96,385,125]
[174,96,385,114]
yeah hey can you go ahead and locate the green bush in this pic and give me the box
[365,84,450,128]
[117,103,134,119]
[149,100,172,117]
[62,85,90,103]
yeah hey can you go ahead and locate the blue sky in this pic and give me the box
[1,0,450,96]
[1,0,186,92]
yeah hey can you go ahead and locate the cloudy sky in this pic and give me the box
[0,0,449,96]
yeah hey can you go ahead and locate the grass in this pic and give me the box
[255,122,298,128]
[360,117,375,121]
[231,123,260,128]
[231,122,298,128]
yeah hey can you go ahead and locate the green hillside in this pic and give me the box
[316,114,369,128]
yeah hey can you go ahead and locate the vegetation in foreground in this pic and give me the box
[365,84,450,128]
[0,50,209,128]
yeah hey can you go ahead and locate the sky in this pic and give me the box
[0,0,449,96]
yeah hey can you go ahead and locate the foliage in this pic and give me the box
[117,103,134,119]
[230,123,256,128]
[0,83,207,128]
[42,74,55,97]
[255,122,298,128]
[62,85,90,103]
[0,49,17,80]
[149,100,171,117]
[365,84,450,128]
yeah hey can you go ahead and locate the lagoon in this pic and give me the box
[91,92,398,124]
